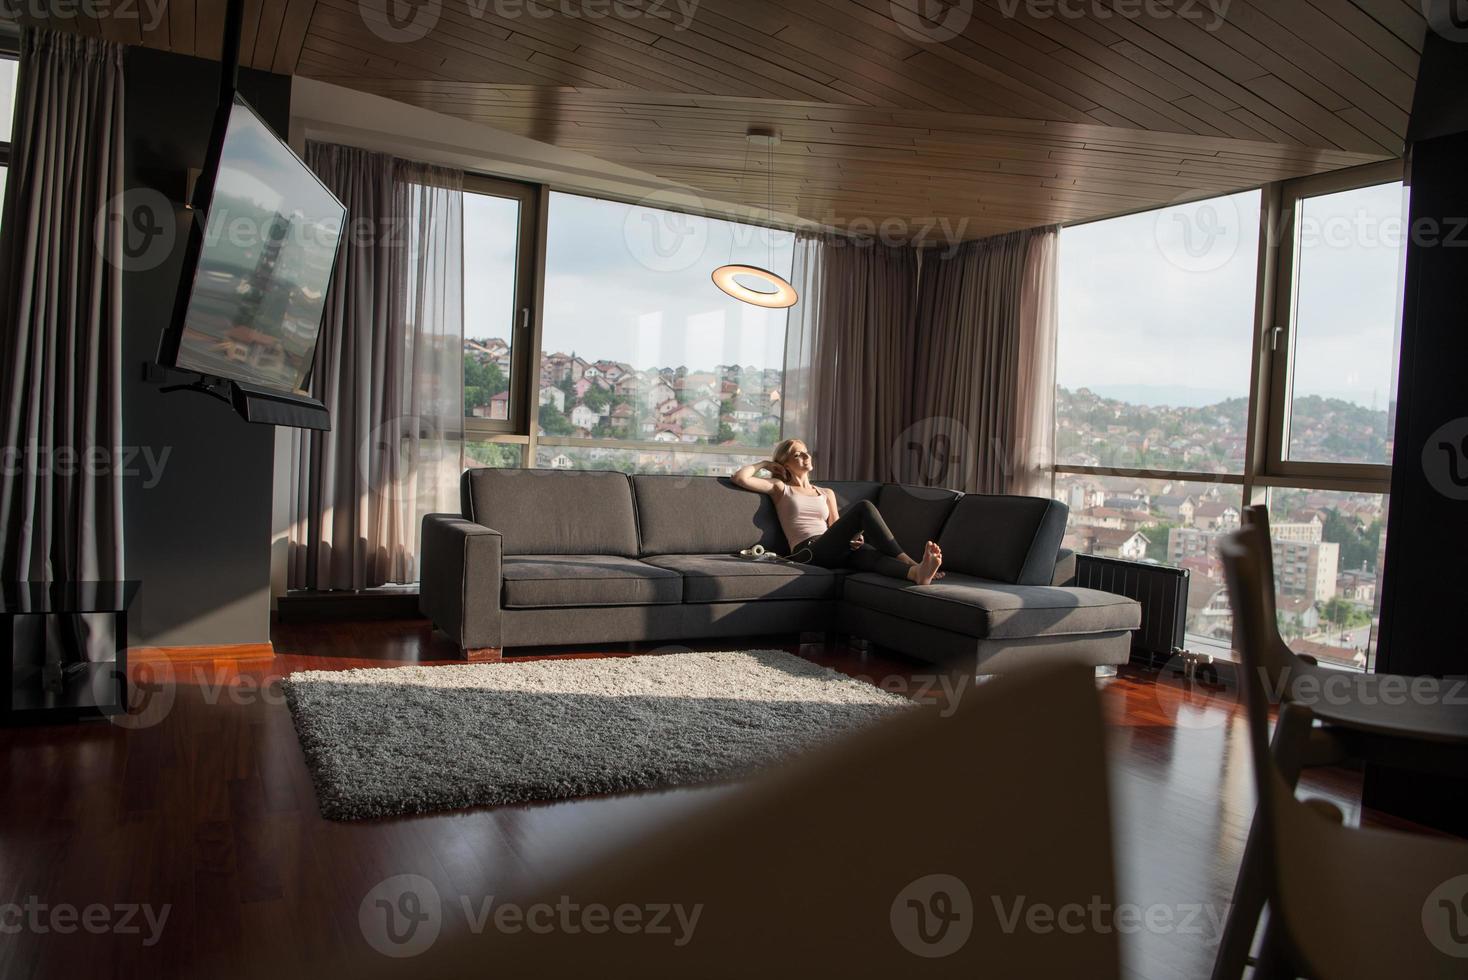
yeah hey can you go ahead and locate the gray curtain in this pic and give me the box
[0,30,125,585]
[287,144,464,590]
[784,226,1058,495]
[908,227,1059,495]
[784,234,919,482]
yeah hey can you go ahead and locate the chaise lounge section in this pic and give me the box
[420,469,1140,672]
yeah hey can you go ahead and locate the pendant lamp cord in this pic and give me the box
[766,139,775,270]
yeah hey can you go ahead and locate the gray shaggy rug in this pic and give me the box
[284,649,911,820]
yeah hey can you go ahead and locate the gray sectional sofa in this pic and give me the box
[419,468,1141,673]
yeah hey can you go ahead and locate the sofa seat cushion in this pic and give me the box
[501,555,683,609]
[642,554,846,602]
[843,572,1140,640]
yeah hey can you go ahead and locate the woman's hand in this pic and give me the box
[849,532,865,550]
[762,460,788,481]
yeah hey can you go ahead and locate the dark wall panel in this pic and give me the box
[1368,30,1468,834]
[122,48,290,646]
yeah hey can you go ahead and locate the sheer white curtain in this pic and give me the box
[289,146,464,589]
[1013,229,1058,496]
[381,162,464,583]
[780,233,823,447]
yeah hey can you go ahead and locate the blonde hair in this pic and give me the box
[772,438,805,464]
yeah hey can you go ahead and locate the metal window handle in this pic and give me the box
[519,308,530,331]
[1268,325,1284,351]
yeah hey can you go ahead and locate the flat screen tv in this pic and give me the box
[157,95,345,429]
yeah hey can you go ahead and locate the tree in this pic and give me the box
[538,403,574,436]
[1145,522,1177,563]
[465,441,520,468]
[1322,597,1369,630]
[582,385,611,413]
[463,359,506,415]
[1321,509,1382,572]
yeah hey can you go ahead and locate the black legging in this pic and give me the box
[793,499,912,580]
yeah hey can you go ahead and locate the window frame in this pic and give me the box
[460,173,542,443]
[1257,160,1404,491]
[530,188,795,467]
[457,181,801,474]
[1052,159,1404,500]
[0,48,17,210]
[1050,160,1406,664]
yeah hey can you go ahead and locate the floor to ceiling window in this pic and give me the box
[0,54,16,220]
[1054,167,1406,669]
[533,192,793,475]
[459,188,796,477]
[459,175,540,470]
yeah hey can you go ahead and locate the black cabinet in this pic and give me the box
[2,582,139,723]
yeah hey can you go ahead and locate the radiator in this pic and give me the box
[1073,554,1189,662]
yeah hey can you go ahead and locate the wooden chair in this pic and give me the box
[1212,506,1468,979]
[1235,505,1468,750]
[1216,524,1468,978]
[349,661,1123,979]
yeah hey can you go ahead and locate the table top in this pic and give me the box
[0,581,140,615]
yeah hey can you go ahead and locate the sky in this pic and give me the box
[464,179,1408,403]
[1057,183,1407,410]
[464,191,795,373]
[0,59,14,143]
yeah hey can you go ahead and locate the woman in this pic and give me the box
[732,439,943,585]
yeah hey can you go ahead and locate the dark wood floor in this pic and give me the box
[0,621,1425,979]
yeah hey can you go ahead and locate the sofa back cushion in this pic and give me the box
[462,468,640,556]
[821,481,882,511]
[937,494,1069,585]
[878,484,962,558]
[633,475,786,555]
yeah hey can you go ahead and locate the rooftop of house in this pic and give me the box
[1088,528,1149,548]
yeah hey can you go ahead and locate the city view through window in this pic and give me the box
[459,182,1401,670]
[1054,183,1404,669]
[464,192,794,475]
[0,56,15,223]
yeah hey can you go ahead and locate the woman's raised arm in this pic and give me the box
[731,460,787,495]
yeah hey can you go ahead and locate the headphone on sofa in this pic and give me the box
[739,543,814,564]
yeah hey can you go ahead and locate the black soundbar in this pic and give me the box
[148,364,331,431]
[229,380,331,430]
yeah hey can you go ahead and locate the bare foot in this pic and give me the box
[908,540,943,586]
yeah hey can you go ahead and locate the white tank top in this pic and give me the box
[774,483,830,549]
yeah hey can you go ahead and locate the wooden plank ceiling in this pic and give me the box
[9,0,1426,240]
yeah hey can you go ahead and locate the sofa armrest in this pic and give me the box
[420,514,503,651]
[1050,548,1078,587]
